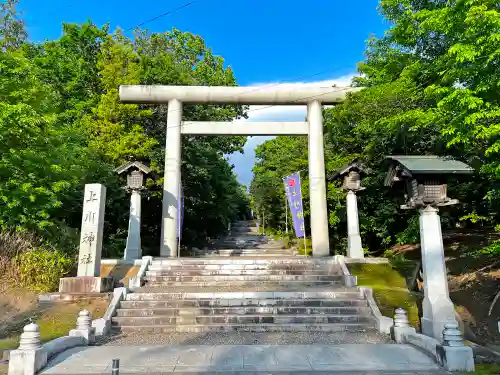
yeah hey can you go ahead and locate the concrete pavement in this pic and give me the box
[40,344,448,374]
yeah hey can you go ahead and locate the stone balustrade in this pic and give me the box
[8,310,95,375]
[391,307,475,372]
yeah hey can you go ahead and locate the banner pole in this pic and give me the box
[285,194,288,235]
[263,208,265,234]
[178,181,181,258]
[298,171,307,257]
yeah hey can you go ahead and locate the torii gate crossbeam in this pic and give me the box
[119,85,358,257]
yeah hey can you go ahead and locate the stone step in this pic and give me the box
[115,306,371,317]
[145,269,335,276]
[111,322,374,333]
[151,258,338,265]
[144,274,344,282]
[205,253,297,257]
[111,314,374,326]
[120,298,369,309]
[148,263,339,271]
[215,242,283,247]
[125,290,362,301]
[210,250,291,254]
[214,250,293,254]
[220,236,268,240]
[144,280,343,288]
[146,279,343,289]
[216,241,282,246]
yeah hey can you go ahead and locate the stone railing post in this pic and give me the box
[391,308,416,343]
[437,321,475,372]
[8,323,47,375]
[69,310,95,345]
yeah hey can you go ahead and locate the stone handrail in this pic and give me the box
[42,336,85,361]
[129,255,153,288]
[359,286,393,334]
[334,255,358,287]
[401,330,441,362]
[9,311,96,375]
[392,308,475,372]
[92,287,127,336]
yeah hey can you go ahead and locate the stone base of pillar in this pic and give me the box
[58,277,114,293]
[347,235,364,258]
[8,348,47,375]
[123,247,142,261]
[421,313,456,342]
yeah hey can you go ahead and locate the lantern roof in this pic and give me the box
[115,161,152,175]
[384,155,473,187]
[329,159,370,180]
[386,155,473,174]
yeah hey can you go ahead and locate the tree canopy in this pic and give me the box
[250,0,500,254]
[0,1,250,257]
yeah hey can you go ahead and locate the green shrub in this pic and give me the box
[282,237,292,248]
[395,214,420,245]
[14,248,74,292]
[296,237,312,256]
[474,239,500,257]
[0,230,39,276]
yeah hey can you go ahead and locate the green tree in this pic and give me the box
[0,0,26,51]
[0,5,250,259]
[250,0,500,253]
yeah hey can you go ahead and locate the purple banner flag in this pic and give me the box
[176,183,184,240]
[283,172,305,238]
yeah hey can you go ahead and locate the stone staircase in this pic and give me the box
[112,258,376,333]
[206,220,298,257]
[111,221,382,335]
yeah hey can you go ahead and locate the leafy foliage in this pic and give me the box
[14,248,73,292]
[0,0,250,275]
[250,0,500,254]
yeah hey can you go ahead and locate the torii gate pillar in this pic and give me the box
[307,100,330,257]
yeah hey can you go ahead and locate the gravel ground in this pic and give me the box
[96,330,393,346]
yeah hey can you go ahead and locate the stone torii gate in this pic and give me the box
[119,85,358,258]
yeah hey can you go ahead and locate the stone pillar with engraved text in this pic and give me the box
[77,184,106,277]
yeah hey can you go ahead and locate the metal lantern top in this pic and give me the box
[329,159,370,191]
[384,155,474,209]
[115,161,152,190]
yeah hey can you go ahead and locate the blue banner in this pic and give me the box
[283,172,305,237]
[176,183,184,240]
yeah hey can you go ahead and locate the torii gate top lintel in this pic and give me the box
[119,85,360,105]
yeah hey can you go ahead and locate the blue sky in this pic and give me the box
[18,0,388,186]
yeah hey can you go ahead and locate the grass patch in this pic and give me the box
[348,263,421,328]
[296,238,312,256]
[0,299,108,350]
[467,363,500,374]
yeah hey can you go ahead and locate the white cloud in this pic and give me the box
[228,73,357,186]
[236,73,356,123]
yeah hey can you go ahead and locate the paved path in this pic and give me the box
[40,344,448,374]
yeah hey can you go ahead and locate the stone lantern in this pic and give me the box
[330,160,369,259]
[384,155,473,341]
[115,161,152,261]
